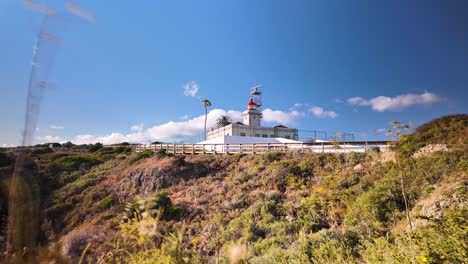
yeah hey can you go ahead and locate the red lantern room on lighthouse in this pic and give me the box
[247,98,257,110]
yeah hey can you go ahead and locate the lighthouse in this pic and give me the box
[203,85,299,141]
[243,98,262,127]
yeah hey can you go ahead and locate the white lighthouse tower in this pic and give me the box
[243,98,262,127]
[204,85,299,142]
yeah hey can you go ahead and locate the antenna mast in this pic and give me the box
[250,84,263,110]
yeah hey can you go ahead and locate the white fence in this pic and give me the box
[133,141,390,155]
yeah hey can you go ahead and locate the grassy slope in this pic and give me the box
[0,114,467,263]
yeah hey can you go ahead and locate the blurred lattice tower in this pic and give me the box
[5,152,40,262]
[5,1,94,260]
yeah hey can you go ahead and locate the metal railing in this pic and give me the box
[133,141,390,155]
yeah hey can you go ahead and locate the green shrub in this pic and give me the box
[0,152,12,167]
[98,196,114,210]
[128,149,154,164]
[52,155,102,171]
[156,148,167,157]
[297,195,330,232]
[139,149,154,158]
[115,146,132,154]
[88,142,103,153]
[302,229,357,263]
[166,205,186,220]
[264,152,283,163]
[345,175,405,236]
[97,147,116,155]
[31,147,53,155]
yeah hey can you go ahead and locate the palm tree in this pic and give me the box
[216,115,231,128]
[202,99,212,140]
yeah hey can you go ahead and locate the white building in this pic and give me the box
[206,88,299,141]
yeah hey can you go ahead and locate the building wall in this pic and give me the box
[242,110,262,127]
[207,124,298,140]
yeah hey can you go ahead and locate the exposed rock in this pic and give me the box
[117,157,189,198]
[412,144,449,158]
[380,151,396,163]
[411,182,466,228]
[353,164,364,171]
[61,225,114,263]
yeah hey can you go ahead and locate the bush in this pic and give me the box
[128,149,154,164]
[115,146,132,154]
[62,142,75,148]
[98,195,114,210]
[345,174,405,236]
[31,147,53,155]
[297,195,330,232]
[88,142,103,153]
[166,205,186,220]
[139,149,154,159]
[0,152,12,167]
[52,155,102,171]
[264,152,283,163]
[156,148,167,157]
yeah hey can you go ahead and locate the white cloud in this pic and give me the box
[347,92,445,112]
[36,135,64,143]
[65,109,242,145]
[262,109,304,124]
[183,81,199,97]
[309,106,338,118]
[292,103,306,108]
[71,133,147,145]
[1,144,16,148]
[49,107,303,145]
[50,124,64,130]
[373,128,385,134]
[130,123,144,132]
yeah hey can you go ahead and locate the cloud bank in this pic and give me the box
[37,108,304,145]
[347,92,445,112]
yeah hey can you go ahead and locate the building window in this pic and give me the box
[270,135,275,138]
[285,135,290,139]
[262,134,268,138]
[255,134,260,137]
[240,133,246,136]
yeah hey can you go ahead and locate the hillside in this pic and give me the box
[0,114,467,263]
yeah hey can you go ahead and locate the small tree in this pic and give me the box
[88,142,103,152]
[216,115,231,128]
[386,120,413,229]
[202,99,212,140]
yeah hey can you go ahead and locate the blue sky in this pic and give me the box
[1,0,467,145]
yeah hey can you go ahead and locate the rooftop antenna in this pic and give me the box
[250,84,263,110]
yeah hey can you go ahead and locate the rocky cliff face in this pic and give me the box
[412,144,450,158]
[412,180,467,228]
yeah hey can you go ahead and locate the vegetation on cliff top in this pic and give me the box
[0,114,466,263]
